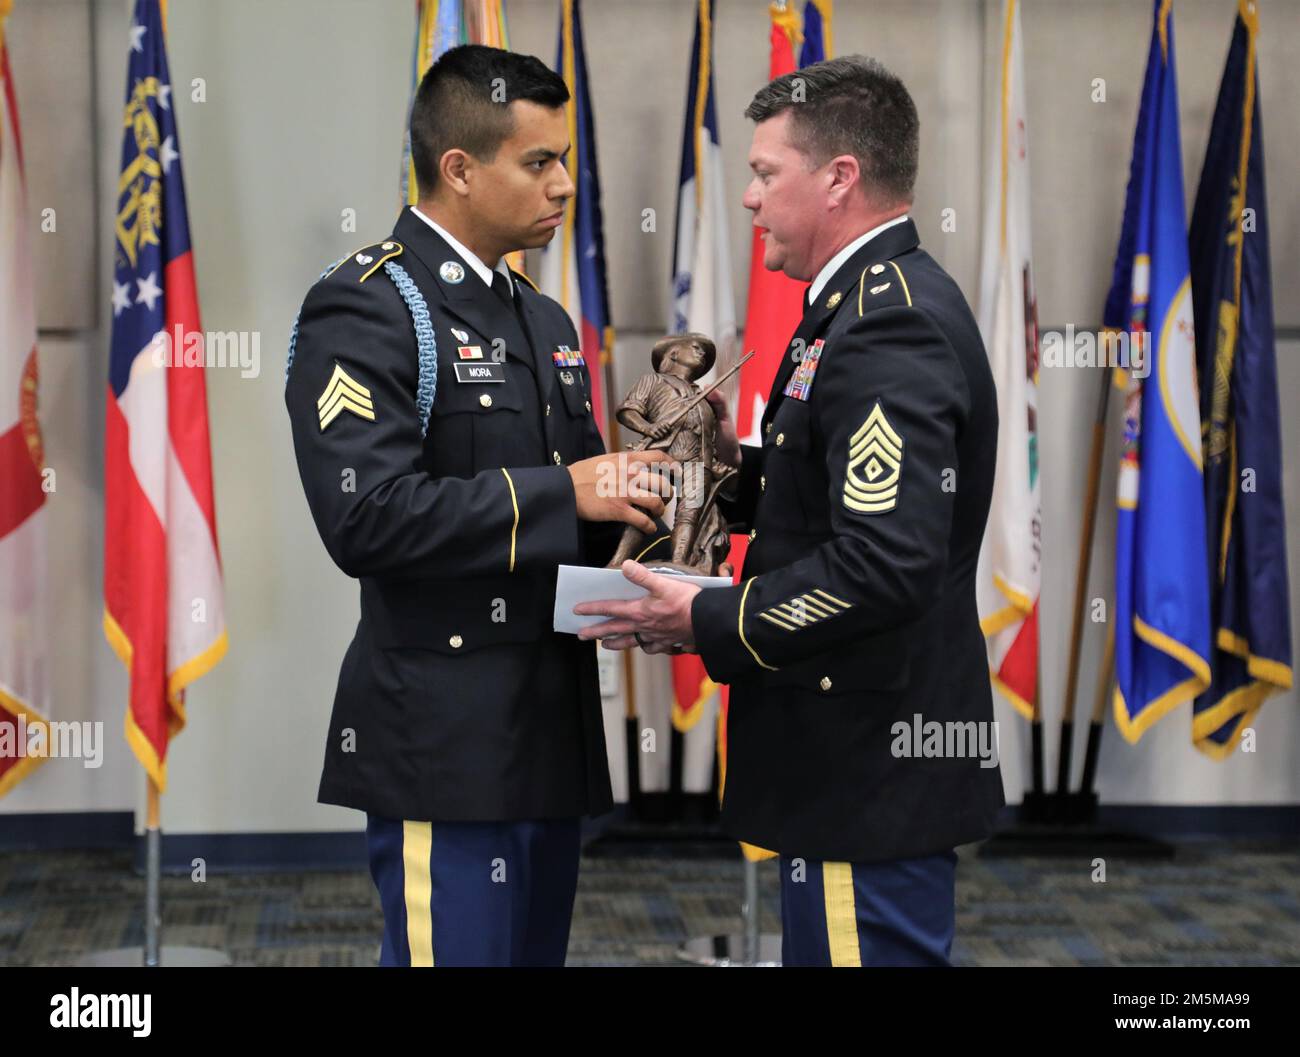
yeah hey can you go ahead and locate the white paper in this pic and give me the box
[553,564,734,634]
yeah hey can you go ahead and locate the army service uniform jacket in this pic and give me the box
[692,219,1007,862]
[286,207,619,823]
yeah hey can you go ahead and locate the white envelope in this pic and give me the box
[553,564,734,634]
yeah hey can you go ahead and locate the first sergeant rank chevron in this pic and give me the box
[845,402,903,514]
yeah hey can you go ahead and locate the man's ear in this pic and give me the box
[825,153,862,208]
[439,148,472,198]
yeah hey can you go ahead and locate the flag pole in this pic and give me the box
[677,853,781,966]
[1077,618,1115,803]
[623,660,642,809]
[82,0,233,962]
[742,856,760,963]
[1054,360,1114,803]
[986,358,1121,848]
[604,341,643,809]
[1030,666,1044,795]
[79,771,229,965]
[144,778,162,965]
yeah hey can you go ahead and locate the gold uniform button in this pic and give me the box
[765,422,773,435]
[748,529,757,542]
[545,404,551,416]
[449,634,463,649]
[585,400,592,412]
[760,475,766,491]
[553,451,562,464]
[479,393,493,408]
[775,433,785,446]
[819,676,832,691]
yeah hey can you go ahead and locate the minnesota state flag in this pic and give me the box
[1109,0,1211,742]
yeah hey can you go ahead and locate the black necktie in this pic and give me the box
[491,269,516,311]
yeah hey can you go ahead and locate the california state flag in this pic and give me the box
[976,0,1040,719]
[0,10,50,797]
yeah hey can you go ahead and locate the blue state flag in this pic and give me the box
[538,0,614,439]
[1109,0,1211,742]
[1187,0,1292,757]
[800,0,829,66]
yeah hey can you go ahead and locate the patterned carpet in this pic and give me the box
[2,840,1297,966]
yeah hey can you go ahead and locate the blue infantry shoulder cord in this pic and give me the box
[285,257,437,437]
[383,259,437,437]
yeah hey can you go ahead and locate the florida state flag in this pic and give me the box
[0,2,50,796]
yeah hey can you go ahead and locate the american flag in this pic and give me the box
[104,0,225,790]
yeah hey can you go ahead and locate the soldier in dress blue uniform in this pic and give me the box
[284,45,672,966]
[577,57,1006,966]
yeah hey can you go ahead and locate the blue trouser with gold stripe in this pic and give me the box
[778,850,958,966]
[365,816,581,966]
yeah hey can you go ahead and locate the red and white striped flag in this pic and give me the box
[0,3,50,796]
[104,0,226,790]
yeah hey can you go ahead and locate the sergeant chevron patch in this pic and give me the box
[757,589,854,631]
[844,402,902,514]
[317,363,375,430]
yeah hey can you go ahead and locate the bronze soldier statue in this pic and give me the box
[607,333,736,574]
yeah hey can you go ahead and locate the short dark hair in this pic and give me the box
[744,55,919,204]
[409,44,569,194]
